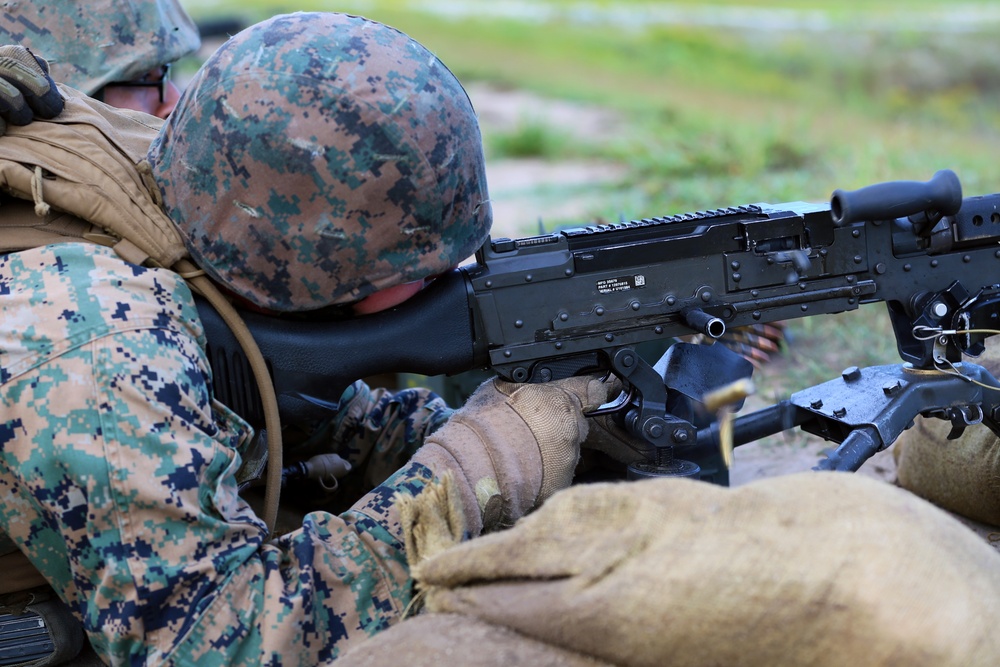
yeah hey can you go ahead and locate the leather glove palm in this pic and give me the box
[0,45,64,135]
[412,375,611,534]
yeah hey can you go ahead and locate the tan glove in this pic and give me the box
[411,375,611,535]
[0,46,64,134]
[580,379,654,466]
[577,414,659,485]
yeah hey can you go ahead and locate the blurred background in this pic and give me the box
[178,0,1000,476]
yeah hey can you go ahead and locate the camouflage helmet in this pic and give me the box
[147,12,492,312]
[0,0,200,96]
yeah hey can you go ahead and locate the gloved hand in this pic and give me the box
[575,378,655,466]
[582,412,654,466]
[411,375,611,534]
[0,45,64,135]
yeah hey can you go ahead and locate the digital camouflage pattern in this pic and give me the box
[0,0,199,95]
[340,383,452,489]
[148,12,493,312]
[308,380,454,494]
[0,242,438,665]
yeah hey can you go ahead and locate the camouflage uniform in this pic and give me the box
[0,0,200,96]
[1,12,493,664]
[303,381,454,493]
[0,243,435,664]
[0,237,602,664]
[0,3,456,558]
[0,0,195,568]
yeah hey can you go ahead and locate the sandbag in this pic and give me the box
[894,342,1000,525]
[409,473,1000,666]
[337,613,610,667]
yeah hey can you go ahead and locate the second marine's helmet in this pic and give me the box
[148,11,492,312]
[0,0,200,95]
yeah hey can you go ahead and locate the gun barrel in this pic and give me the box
[830,169,962,226]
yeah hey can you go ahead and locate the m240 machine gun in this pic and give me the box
[198,170,1000,480]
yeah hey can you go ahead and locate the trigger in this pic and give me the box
[585,382,635,417]
[946,404,983,440]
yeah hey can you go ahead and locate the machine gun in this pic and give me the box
[197,169,1000,478]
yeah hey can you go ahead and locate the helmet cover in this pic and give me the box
[0,0,200,95]
[148,11,492,311]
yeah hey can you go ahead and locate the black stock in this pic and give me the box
[199,270,482,428]
[197,170,1000,475]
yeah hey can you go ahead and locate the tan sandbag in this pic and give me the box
[894,343,1000,526]
[894,416,1000,526]
[414,473,1000,667]
[336,613,610,667]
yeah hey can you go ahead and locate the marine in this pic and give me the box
[0,11,610,665]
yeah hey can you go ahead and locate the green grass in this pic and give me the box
[180,7,982,189]
[183,1,1000,206]
[487,120,578,160]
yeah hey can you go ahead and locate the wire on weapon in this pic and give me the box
[912,326,1000,340]
[932,358,1000,391]
[910,325,1000,390]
